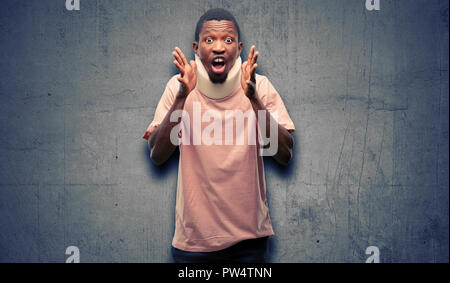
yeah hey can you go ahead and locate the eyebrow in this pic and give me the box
[202,29,236,34]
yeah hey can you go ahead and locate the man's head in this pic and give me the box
[193,8,243,84]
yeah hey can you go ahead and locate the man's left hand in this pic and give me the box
[241,45,259,99]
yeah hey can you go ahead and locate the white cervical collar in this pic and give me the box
[195,54,242,99]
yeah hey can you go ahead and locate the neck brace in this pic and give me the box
[195,55,242,100]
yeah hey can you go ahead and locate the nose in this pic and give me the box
[212,40,225,54]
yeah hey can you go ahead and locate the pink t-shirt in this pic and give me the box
[144,74,295,252]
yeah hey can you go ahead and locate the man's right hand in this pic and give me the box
[173,47,197,97]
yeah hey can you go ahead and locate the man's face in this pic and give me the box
[193,20,243,84]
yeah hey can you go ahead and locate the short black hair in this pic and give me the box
[195,8,241,42]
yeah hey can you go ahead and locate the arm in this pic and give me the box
[148,94,186,165]
[241,45,294,166]
[148,47,197,166]
[248,95,294,166]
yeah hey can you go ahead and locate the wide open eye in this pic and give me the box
[205,37,213,44]
[225,37,233,44]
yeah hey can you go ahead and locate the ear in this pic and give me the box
[193,42,199,56]
[237,42,243,57]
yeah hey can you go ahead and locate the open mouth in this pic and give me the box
[211,57,226,74]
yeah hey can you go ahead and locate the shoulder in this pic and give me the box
[156,75,180,105]
[163,75,181,96]
[254,74,278,102]
[255,74,269,87]
[255,74,277,93]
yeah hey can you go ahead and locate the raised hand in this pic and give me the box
[241,45,259,99]
[173,47,197,97]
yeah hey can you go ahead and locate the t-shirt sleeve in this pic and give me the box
[142,75,180,140]
[256,75,296,133]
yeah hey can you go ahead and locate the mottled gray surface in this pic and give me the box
[0,0,448,263]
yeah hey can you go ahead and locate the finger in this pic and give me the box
[241,62,246,75]
[251,63,257,80]
[241,62,250,79]
[241,61,247,70]
[173,60,185,76]
[175,47,188,65]
[173,51,184,66]
[247,45,255,63]
[251,63,258,73]
[176,75,185,84]
[252,51,259,65]
[174,47,186,65]
[190,60,197,72]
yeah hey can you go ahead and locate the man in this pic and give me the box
[143,8,295,263]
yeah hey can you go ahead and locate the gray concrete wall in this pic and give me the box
[0,0,448,262]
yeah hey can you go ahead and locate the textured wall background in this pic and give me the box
[0,0,448,262]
